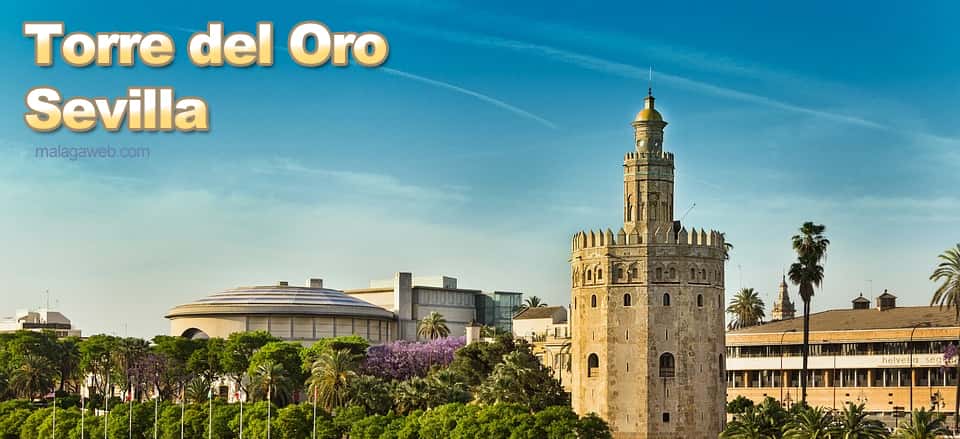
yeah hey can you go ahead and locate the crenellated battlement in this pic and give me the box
[624,150,674,162]
[571,225,724,251]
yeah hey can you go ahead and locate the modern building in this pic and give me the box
[726,291,959,425]
[0,308,81,337]
[166,279,397,344]
[569,91,728,438]
[344,272,521,340]
[513,306,572,390]
[167,273,522,344]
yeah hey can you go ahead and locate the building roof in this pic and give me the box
[513,306,566,321]
[166,283,395,320]
[728,305,960,335]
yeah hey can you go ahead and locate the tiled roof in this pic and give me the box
[513,306,566,321]
[728,305,960,334]
[167,285,394,319]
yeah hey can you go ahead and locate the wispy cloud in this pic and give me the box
[379,22,958,145]
[380,67,557,129]
[254,158,469,202]
[167,26,555,130]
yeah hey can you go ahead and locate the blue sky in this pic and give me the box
[2,1,958,337]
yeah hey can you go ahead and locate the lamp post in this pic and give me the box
[780,329,797,404]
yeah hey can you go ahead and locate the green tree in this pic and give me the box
[347,375,393,415]
[511,405,578,439]
[187,337,225,383]
[519,296,547,312]
[53,337,81,393]
[575,413,612,439]
[10,353,55,399]
[727,395,755,415]
[720,397,787,439]
[789,221,829,404]
[250,360,291,435]
[726,288,766,330]
[0,409,30,439]
[18,407,52,439]
[417,312,451,340]
[350,413,402,439]
[221,331,279,396]
[273,403,312,439]
[79,335,120,399]
[331,405,367,437]
[300,335,369,371]
[307,349,360,412]
[893,408,949,438]
[419,403,473,439]
[247,342,304,404]
[37,407,81,439]
[783,405,835,439]
[929,243,960,430]
[448,403,527,439]
[476,350,566,410]
[447,334,519,386]
[151,335,202,400]
[835,402,886,439]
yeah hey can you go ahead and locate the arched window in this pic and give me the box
[669,267,676,279]
[587,353,599,377]
[691,268,696,280]
[623,294,632,307]
[597,269,603,280]
[587,270,592,281]
[697,294,704,307]
[659,353,675,377]
[626,195,633,222]
[629,267,637,280]
[617,268,624,279]
[662,293,671,306]
[656,267,663,280]
[701,269,707,280]
[591,295,597,308]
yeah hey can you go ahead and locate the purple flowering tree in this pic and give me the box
[362,336,465,381]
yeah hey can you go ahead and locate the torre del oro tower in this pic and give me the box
[569,91,727,438]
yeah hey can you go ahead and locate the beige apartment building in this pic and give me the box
[726,291,959,424]
[512,306,572,391]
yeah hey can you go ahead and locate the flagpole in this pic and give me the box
[81,388,85,439]
[238,389,243,439]
[154,393,159,439]
[208,385,213,439]
[53,392,56,439]
[105,375,110,439]
[312,386,317,439]
[180,383,184,439]
[128,381,133,439]
[267,387,271,439]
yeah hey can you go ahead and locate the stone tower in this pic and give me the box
[569,91,727,439]
[770,275,796,321]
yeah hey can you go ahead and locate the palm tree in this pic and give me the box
[519,296,547,311]
[783,406,835,438]
[719,406,781,439]
[788,221,829,404]
[721,232,734,260]
[251,361,291,439]
[417,312,450,340]
[726,288,766,330]
[9,353,56,400]
[930,243,960,431]
[894,408,949,438]
[307,349,359,412]
[835,402,887,439]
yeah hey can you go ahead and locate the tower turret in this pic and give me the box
[623,89,675,237]
[771,275,796,321]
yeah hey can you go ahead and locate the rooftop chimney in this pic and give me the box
[309,278,323,288]
[278,281,289,286]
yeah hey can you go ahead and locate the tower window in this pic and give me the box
[691,268,696,280]
[623,294,632,307]
[597,269,603,280]
[669,267,676,279]
[587,270,592,281]
[662,293,671,306]
[617,268,624,279]
[591,295,597,308]
[662,413,670,423]
[697,294,704,307]
[659,353,675,378]
[656,268,663,280]
[587,353,599,377]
